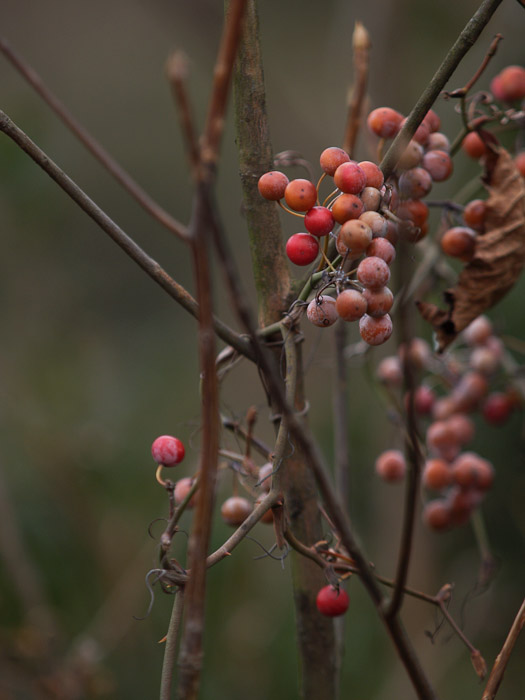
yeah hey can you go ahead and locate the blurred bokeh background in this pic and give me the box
[1,0,524,697]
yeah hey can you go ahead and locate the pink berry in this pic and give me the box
[482,392,513,425]
[304,206,335,237]
[286,233,319,266]
[376,356,403,386]
[151,435,185,466]
[359,313,393,346]
[174,477,197,507]
[422,150,453,182]
[362,286,393,317]
[307,295,338,327]
[335,289,368,322]
[398,167,433,199]
[375,449,406,482]
[316,585,350,617]
[366,238,396,265]
[356,256,391,289]
[333,161,366,194]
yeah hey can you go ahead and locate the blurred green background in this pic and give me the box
[1,1,524,698]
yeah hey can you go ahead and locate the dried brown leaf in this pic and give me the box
[417,147,525,351]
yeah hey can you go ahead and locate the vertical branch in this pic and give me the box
[160,588,185,700]
[482,598,525,700]
[342,22,371,156]
[232,0,291,325]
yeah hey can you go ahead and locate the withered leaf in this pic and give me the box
[417,147,525,351]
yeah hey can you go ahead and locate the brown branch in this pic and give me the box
[380,0,504,179]
[199,0,248,174]
[0,36,189,243]
[166,50,201,178]
[0,110,254,361]
[482,597,525,699]
[444,33,503,98]
[342,21,371,156]
[160,587,185,700]
[175,185,220,700]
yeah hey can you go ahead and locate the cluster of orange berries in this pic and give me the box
[374,315,520,532]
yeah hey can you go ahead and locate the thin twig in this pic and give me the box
[482,598,525,699]
[380,0,504,179]
[166,50,201,178]
[0,110,254,361]
[0,36,189,242]
[444,33,503,98]
[342,21,371,156]
[159,587,185,700]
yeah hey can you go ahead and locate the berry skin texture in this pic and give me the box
[151,435,185,466]
[257,171,289,200]
[286,233,319,266]
[358,161,384,189]
[440,226,476,261]
[333,161,366,194]
[304,206,334,237]
[366,238,396,265]
[320,146,350,175]
[375,449,406,482]
[284,178,318,211]
[362,286,393,317]
[422,150,453,182]
[359,313,393,346]
[307,295,339,327]
[221,496,253,527]
[316,586,350,617]
[367,107,404,139]
[462,132,487,160]
[357,256,391,289]
[339,219,373,254]
[335,289,368,322]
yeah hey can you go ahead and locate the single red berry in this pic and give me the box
[366,238,396,265]
[462,315,493,346]
[367,107,404,139]
[422,150,453,182]
[398,167,433,200]
[304,206,334,237]
[422,109,441,133]
[358,160,384,189]
[423,500,452,531]
[174,477,197,507]
[284,178,318,211]
[440,226,476,262]
[339,219,373,254]
[462,132,487,160]
[451,452,494,491]
[375,449,406,482]
[333,161,366,194]
[376,356,403,386]
[286,233,319,266]
[422,459,453,491]
[359,313,393,346]
[335,289,368,322]
[316,585,350,617]
[320,147,350,175]
[331,193,364,224]
[400,117,430,146]
[359,211,388,238]
[356,256,391,289]
[257,171,289,200]
[482,392,514,425]
[463,199,487,231]
[362,286,393,317]
[307,295,338,327]
[221,496,253,527]
[497,65,525,102]
[151,435,185,466]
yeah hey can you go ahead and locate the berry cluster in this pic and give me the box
[374,316,520,532]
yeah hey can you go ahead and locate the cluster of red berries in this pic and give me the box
[374,315,520,532]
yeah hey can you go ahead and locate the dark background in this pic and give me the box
[1,1,524,697]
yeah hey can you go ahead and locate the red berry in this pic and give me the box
[397,140,424,170]
[360,186,382,212]
[463,199,487,231]
[356,256,391,289]
[286,233,319,265]
[362,286,393,317]
[422,150,453,182]
[334,161,366,194]
[359,313,393,346]
[462,132,487,160]
[412,384,436,415]
[320,147,350,175]
[336,289,368,322]
[400,117,430,146]
[358,160,384,189]
[423,500,452,531]
[339,219,373,254]
[221,496,253,526]
[174,477,197,507]
[462,316,493,346]
[284,179,318,211]
[482,392,514,425]
[257,171,289,200]
[376,356,403,386]
[451,371,488,412]
[398,167,433,199]
[307,295,338,327]
[367,107,404,139]
[316,585,350,617]
[151,435,185,466]
[451,452,494,491]
[440,226,476,261]
[396,199,429,229]
[304,206,334,237]
[446,413,475,445]
[366,238,396,265]
[422,459,452,491]
[423,109,441,133]
[359,211,388,238]
[497,65,525,102]
[331,194,364,224]
[375,449,406,482]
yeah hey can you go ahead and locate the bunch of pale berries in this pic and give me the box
[373,315,519,532]
[258,105,453,346]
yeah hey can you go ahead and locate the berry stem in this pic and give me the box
[278,200,306,218]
